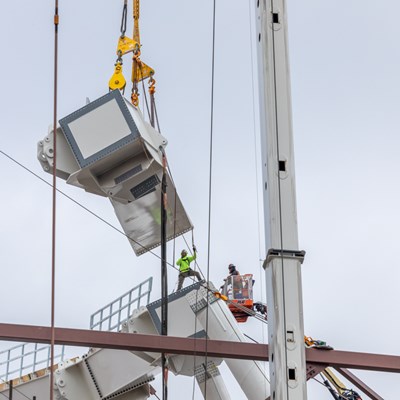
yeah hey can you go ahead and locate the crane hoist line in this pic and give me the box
[109,0,155,108]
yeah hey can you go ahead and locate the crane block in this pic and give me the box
[108,61,126,92]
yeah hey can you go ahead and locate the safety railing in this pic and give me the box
[0,343,65,382]
[90,277,153,331]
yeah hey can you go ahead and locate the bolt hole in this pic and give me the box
[288,368,296,380]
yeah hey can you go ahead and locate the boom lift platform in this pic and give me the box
[220,274,258,323]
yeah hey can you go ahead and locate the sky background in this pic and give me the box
[0,0,399,398]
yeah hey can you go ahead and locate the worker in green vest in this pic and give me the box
[176,246,201,290]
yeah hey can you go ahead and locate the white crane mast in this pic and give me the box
[255,0,307,399]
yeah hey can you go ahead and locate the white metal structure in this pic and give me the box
[37,90,192,256]
[255,0,307,399]
[0,282,270,399]
[0,279,155,399]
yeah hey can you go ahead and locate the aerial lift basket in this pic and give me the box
[221,274,254,323]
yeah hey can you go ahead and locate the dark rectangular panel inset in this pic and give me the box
[130,175,160,199]
[115,164,143,184]
[288,368,296,380]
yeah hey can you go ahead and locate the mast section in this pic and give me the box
[255,0,307,399]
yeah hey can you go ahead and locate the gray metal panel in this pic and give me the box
[146,281,206,336]
[146,282,224,379]
[83,349,157,398]
[0,375,51,400]
[112,173,193,256]
[115,163,143,184]
[195,360,221,384]
[130,174,160,199]
[59,90,140,168]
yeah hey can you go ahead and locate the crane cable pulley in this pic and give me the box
[109,0,155,107]
[109,0,128,93]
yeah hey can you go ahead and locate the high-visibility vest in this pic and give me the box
[176,253,196,273]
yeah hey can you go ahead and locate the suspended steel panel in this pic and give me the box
[38,90,193,256]
[112,173,192,255]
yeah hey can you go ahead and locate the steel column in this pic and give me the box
[256,0,307,398]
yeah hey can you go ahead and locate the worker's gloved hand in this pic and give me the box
[193,245,197,252]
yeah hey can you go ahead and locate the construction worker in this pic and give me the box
[228,263,240,276]
[220,264,240,291]
[176,246,201,291]
[220,264,243,297]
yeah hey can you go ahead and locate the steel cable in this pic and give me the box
[120,0,128,37]
[203,0,217,397]
[49,1,59,399]
[0,148,268,328]
[0,150,176,267]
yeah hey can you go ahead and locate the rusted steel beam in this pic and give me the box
[335,367,384,400]
[306,363,326,381]
[0,323,268,361]
[1,323,400,374]
[306,347,400,373]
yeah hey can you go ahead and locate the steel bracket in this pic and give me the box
[263,249,306,268]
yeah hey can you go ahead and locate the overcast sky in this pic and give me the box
[0,0,399,399]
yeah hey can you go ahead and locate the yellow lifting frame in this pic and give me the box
[109,0,155,98]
